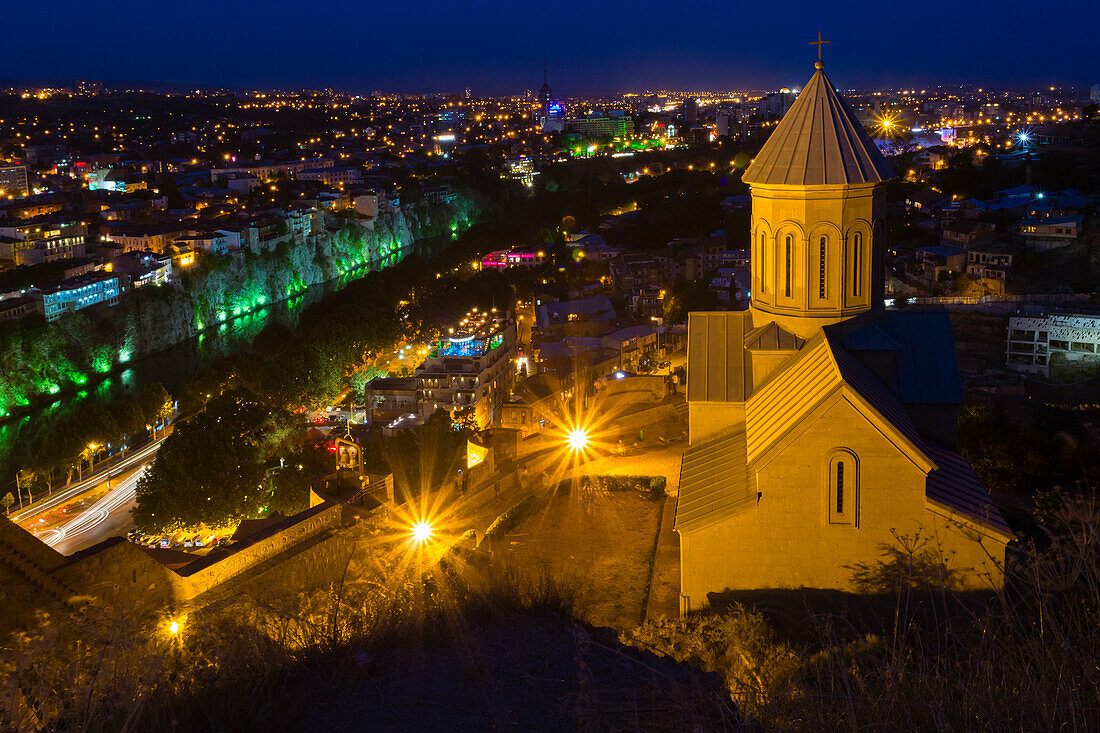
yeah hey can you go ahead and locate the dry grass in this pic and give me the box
[629,499,1100,731]
[0,541,737,732]
[491,485,664,629]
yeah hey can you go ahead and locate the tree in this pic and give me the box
[110,398,146,444]
[139,382,174,438]
[664,278,720,324]
[133,391,270,533]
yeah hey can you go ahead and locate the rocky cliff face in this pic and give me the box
[0,195,482,418]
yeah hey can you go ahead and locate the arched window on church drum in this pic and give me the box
[759,232,766,294]
[827,450,858,525]
[784,235,792,298]
[818,236,827,299]
[852,233,863,297]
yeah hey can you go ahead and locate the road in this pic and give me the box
[36,466,147,555]
[13,438,165,555]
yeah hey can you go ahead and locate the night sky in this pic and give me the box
[9,1,1098,93]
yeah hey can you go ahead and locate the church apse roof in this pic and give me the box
[741,65,895,186]
[675,427,756,532]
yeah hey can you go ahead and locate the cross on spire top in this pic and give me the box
[810,31,829,69]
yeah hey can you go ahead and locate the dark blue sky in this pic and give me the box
[9,1,1098,93]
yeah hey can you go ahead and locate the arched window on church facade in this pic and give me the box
[818,236,827,299]
[784,235,792,298]
[852,233,863,297]
[827,449,858,525]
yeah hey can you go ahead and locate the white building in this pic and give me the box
[298,166,362,186]
[1007,314,1100,376]
[36,272,120,321]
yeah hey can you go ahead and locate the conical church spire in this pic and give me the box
[742,45,894,187]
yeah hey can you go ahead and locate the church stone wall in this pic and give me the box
[679,397,1001,607]
[922,508,1007,589]
[688,402,745,445]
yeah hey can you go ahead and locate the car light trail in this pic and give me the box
[43,467,146,547]
[11,439,163,524]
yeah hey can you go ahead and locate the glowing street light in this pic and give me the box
[566,427,590,453]
[410,520,434,545]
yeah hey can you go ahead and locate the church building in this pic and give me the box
[674,53,1012,610]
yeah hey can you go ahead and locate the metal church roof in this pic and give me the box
[925,443,1012,537]
[742,64,896,186]
[675,427,756,532]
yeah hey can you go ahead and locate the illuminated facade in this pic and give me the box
[0,220,86,266]
[37,272,120,321]
[675,55,1011,609]
[564,114,635,141]
[0,164,30,197]
[416,314,516,429]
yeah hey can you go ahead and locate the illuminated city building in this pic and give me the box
[36,271,120,321]
[87,168,147,193]
[564,112,635,141]
[0,164,30,197]
[675,52,1012,609]
[480,248,546,269]
[0,220,86,266]
[416,314,516,429]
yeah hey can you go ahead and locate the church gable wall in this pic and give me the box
[922,507,1008,590]
[680,395,928,602]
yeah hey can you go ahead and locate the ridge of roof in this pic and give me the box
[745,321,805,351]
[742,67,895,186]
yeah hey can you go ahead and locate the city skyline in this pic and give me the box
[7,1,1098,94]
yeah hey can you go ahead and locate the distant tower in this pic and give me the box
[684,98,698,126]
[538,65,553,121]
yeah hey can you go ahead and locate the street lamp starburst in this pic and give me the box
[566,427,590,453]
[410,520,434,545]
[874,112,902,140]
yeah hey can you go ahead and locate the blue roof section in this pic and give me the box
[826,334,928,455]
[993,185,1035,198]
[842,321,901,352]
[925,443,1012,536]
[879,311,963,405]
[916,244,966,258]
